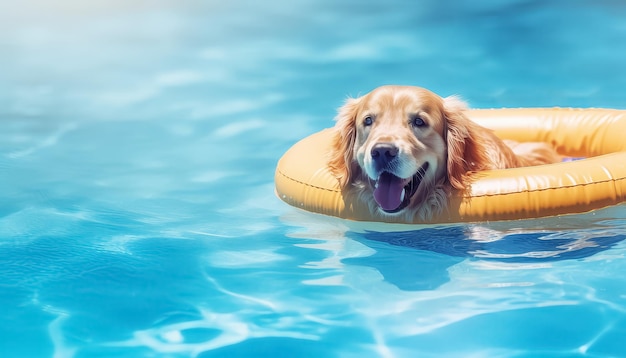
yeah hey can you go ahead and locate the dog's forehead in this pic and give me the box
[362,87,443,114]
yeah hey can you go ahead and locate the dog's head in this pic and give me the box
[329,85,482,215]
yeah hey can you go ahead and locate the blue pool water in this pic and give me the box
[2,1,626,357]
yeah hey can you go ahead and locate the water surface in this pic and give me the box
[2,1,626,357]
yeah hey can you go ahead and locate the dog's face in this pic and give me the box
[329,85,562,219]
[331,86,450,214]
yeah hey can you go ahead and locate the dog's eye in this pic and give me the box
[363,116,373,126]
[411,116,426,127]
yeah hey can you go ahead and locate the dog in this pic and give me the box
[328,85,561,221]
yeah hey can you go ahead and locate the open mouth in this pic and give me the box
[373,162,429,214]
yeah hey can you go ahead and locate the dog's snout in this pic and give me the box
[371,143,398,166]
[371,143,398,159]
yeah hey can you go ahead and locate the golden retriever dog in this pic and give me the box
[328,85,561,221]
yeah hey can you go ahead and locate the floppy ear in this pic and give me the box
[444,96,493,190]
[328,97,360,188]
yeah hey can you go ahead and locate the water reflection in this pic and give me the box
[282,205,626,291]
[349,225,626,262]
[341,215,626,290]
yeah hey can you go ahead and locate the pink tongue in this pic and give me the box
[374,172,405,211]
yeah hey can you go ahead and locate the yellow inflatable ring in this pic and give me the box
[275,108,626,223]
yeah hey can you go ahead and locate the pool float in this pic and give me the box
[275,108,626,223]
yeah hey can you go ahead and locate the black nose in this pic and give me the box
[371,143,398,167]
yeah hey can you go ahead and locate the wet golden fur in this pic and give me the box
[328,85,561,221]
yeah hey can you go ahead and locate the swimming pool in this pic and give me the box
[2,0,626,357]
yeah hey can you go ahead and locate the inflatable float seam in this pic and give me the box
[275,167,340,193]
[465,175,626,199]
